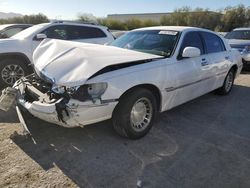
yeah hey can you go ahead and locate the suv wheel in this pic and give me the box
[112,88,157,139]
[0,58,29,87]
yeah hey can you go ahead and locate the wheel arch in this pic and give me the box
[0,52,31,65]
[118,84,162,112]
[230,64,238,76]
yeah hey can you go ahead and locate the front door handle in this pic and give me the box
[201,58,209,66]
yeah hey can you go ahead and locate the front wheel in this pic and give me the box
[216,69,235,95]
[112,88,157,139]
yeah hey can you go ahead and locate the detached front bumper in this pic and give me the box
[17,97,118,128]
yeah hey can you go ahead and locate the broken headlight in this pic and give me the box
[72,83,108,102]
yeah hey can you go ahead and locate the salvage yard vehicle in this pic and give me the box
[0,26,243,139]
[225,28,250,70]
[0,24,32,39]
[0,21,114,87]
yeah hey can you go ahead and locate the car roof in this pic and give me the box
[0,24,32,30]
[133,26,213,32]
[48,21,108,29]
[233,27,250,31]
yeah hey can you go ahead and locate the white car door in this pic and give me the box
[163,31,211,110]
[199,31,231,89]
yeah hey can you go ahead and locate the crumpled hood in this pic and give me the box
[33,39,162,87]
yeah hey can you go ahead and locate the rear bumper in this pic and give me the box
[17,97,118,128]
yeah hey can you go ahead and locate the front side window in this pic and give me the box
[201,32,225,53]
[179,31,204,56]
[42,25,68,40]
[68,26,106,40]
[110,30,179,57]
[225,30,250,40]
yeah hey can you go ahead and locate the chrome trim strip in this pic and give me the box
[165,71,228,92]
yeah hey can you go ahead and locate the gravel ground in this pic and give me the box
[0,73,250,188]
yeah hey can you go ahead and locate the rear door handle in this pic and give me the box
[225,56,230,60]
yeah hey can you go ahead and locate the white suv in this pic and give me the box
[0,21,114,87]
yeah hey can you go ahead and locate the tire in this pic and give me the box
[0,58,30,88]
[112,88,157,139]
[215,68,235,95]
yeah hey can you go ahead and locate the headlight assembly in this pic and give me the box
[71,83,108,102]
[87,83,108,99]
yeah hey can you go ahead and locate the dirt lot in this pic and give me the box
[0,74,250,188]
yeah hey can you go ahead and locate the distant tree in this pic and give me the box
[77,13,98,24]
[98,18,126,30]
[86,5,250,31]
[0,13,49,24]
[221,5,250,31]
[125,18,142,30]
[143,19,159,27]
[161,7,222,30]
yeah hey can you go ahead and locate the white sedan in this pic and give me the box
[0,26,243,139]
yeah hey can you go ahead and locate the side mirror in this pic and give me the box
[182,47,201,58]
[34,33,47,41]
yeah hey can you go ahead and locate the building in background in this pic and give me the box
[107,13,171,23]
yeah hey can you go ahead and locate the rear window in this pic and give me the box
[201,32,225,53]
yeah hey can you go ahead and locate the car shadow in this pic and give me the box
[8,84,250,187]
[10,116,179,187]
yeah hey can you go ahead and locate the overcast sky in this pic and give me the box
[0,0,249,19]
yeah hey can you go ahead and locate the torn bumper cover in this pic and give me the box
[14,76,118,128]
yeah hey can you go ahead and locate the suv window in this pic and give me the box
[201,32,225,53]
[42,25,68,40]
[67,25,106,40]
[0,27,24,38]
[180,31,204,56]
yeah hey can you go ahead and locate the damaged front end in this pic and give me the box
[3,73,117,128]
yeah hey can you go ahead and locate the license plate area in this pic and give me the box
[0,87,18,111]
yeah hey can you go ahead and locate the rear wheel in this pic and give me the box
[112,88,157,139]
[0,58,30,87]
[216,69,235,95]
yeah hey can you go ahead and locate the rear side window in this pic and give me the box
[42,25,68,40]
[180,31,204,55]
[201,32,225,53]
[68,25,107,40]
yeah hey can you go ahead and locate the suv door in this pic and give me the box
[32,25,68,52]
[200,31,230,89]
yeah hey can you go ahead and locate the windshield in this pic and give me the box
[225,30,250,40]
[110,30,179,57]
[11,23,49,39]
